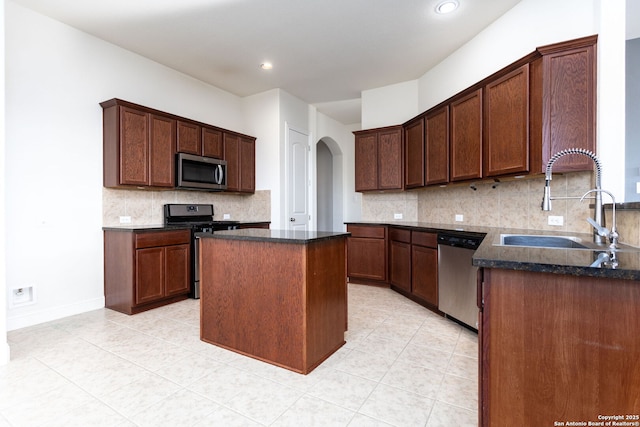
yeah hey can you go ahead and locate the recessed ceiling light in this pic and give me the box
[260,62,273,70]
[435,0,459,14]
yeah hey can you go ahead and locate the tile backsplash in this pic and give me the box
[102,188,271,226]
[362,172,630,239]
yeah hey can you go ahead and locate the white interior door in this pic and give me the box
[287,126,309,231]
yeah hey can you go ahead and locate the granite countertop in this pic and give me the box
[474,228,640,280]
[102,221,270,232]
[197,228,350,244]
[346,221,640,281]
[102,224,187,232]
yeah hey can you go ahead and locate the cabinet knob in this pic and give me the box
[290,218,296,222]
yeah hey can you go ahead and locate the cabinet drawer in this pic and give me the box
[412,231,437,248]
[135,230,191,249]
[389,227,411,243]
[347,225,386,239]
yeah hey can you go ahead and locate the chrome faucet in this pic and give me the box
[580,189,619,249]
[541,148,605,244]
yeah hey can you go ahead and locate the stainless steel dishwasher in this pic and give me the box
[437,231,484,331]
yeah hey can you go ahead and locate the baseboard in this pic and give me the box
[7,297,105,331]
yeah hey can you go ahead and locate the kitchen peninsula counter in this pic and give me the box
[345,221,640,280]
[198,229,349,374]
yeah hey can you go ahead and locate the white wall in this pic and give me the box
[242,89,281,226]
[361,80,419,129]
[1,0,10,364]
[4,2,249,330]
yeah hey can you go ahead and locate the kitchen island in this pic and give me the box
[198,229,349,374]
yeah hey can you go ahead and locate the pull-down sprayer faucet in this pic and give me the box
[541,148,605,244]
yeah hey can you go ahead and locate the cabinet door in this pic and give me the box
[354,131,378,192]
[149,114,176,187]
[484,64,530,177]
[347,237,387,281]
[135,247,164,305]
[412,245,438,306]
[378,127,403,190]
[202,127,223,159]
[239,137,256,193]
[425,106,449,185]
[119,106,149,186]
[165,244,190,297]
[177,120,201,155]
[404,117,425,189]
[224,133,240,191]
[537,41,597,172]
[450,90,482,182]
[390,240,412,292]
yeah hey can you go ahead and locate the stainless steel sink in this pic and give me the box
[499,234,589,249]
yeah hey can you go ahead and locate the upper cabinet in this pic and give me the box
[404,117,425,189]
[102,102,176,189]
[530,37,597,173]
[483,64,530,177]
[101,98,256,193]
[177,120,224,159]
[425,105,449,185]
[354,126,403,192]
[450,89,483,182]
[355,35,597,191]
[224,133,256,193]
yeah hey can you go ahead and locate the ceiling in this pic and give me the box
[11,0,526,124]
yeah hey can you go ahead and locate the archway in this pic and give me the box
[316,137,344,231]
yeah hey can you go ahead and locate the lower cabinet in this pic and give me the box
[479,268,640,425]
[346,224,388,284]
[389,227,439,308]
[104,229,191,314]
[411,232,438,306]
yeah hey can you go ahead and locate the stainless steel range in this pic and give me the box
[164,204,238,298]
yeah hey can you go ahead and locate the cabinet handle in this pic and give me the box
[290,218,296,222]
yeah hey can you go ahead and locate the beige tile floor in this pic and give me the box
[1,283,478,426]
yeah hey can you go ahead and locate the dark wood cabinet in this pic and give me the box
[346,224,387,284]
[177,121,224,159]
[104,229,191,315]
[479,268,640,425]
[102,98,255,192]
[176,120,201,155]
[224,133,256,193]
[404,117,425,189]
[354,126,403,192]
[411,231,438,306]
[530,36,597,173]
[202,127,224,159]
[389,228,411,292]
[149,114,176,187]
[483,64,530,177]
[388,227,438,308]
[102,101,176,189]
[425,105,450,185]
[450,89,483,182]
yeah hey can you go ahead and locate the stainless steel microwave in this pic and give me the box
[176,153,227,191]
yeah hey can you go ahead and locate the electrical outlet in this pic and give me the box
[393,213,403,220]
[11,286,35,307]
[548,215,564,226]
[119,216,131,224]
[455,214,464,222]
[223,214,231,220]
